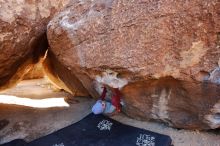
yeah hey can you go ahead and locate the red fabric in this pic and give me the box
[100,87,107,100]
[111,88,121,112]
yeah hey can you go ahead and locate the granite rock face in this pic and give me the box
[47,0,220,129]
[0,0,70,90]
[42,52,89,96]
[23,60,44,80]
[122,77,220,129]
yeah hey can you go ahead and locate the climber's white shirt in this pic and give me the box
[103,101,116,114]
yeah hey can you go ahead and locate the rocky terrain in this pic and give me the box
[47,0,220,129]
[0,0,70,90]
[0,0,220,130]
[0,79,219,146]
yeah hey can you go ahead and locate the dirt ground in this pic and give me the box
[0,78,219,146]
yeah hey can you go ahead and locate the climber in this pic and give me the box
[92,86,123,116]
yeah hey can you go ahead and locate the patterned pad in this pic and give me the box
[1,114,172,146]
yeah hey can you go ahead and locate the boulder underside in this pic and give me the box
[1,0,220,130]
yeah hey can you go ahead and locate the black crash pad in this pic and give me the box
[0,139,27,146]
[1,114,172,146]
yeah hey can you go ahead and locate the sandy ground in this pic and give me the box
[0,78,219,146]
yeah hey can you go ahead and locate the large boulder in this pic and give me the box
[0,0,70,90]
[47,0,220,129]
[42,52,90,96]
[23,60,44,80]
